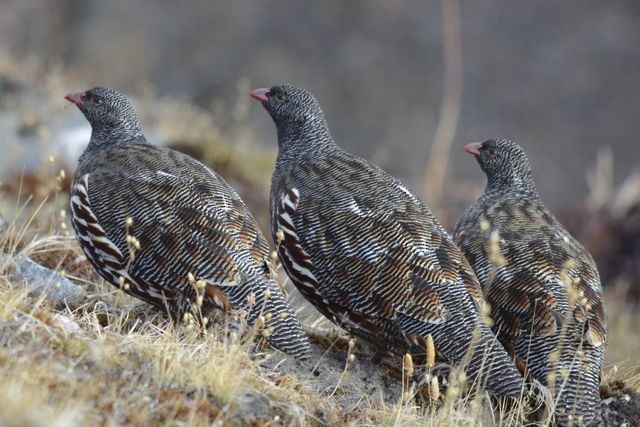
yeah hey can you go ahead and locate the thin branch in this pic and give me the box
[423,0,463,215]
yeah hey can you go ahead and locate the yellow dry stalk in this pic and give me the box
[404,353,415,378]
[546,371,556,388]
[445,384,459,399]
[488,231,507,266]
[425,334,436,368]
[430,375,440,401]
[457,371,467,388]
[56,169,66,184]
[560,259,578,304]
[479,301,494,327]
[118,275,126,289]
[254,315,265,330]
[125,235,141,250]
[246,293,256,307]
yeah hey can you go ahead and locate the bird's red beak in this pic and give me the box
[64,92,86,107]
[64,92,84,107]
[249,88,270,104]
[463,142,483,157]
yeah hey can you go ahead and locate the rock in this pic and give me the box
[600,392,640,426]
[52,313,83,335]
[260,334,403,411]
[227,391,273,425]
[8,253,84,306]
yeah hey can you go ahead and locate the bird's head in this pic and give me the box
[250,84,327,135]
[65,87,141,134]
[464,138,535,191]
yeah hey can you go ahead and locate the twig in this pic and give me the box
[423,0,463,215]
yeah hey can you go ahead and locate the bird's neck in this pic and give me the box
[485,174,537,196]
[275,120,338,164]
[80,125,146,162]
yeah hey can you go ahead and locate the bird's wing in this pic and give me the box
[75,145,272,314]
[70,172,177,307]
[218,185,275,280]
[487,238,564,344]
[553,226,607,348]
[272,155,483,349]
[273,186,407,345]
[455,198,606,349]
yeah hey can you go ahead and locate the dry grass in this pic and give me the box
[0,202,317,426]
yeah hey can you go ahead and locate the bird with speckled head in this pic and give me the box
[251,84,526,397]
[454,138,607,425]
[65,86,311,359]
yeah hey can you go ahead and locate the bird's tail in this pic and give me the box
[438,320,526,398]
[238,275,311,360]
[469,322,526,397]
[549,334,604,426]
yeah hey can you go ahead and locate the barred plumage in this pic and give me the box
[251,84,525,397]
[65,87,311,359]
[453,139,607,425]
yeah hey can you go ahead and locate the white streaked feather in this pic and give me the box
[156,170,177,179]
[279,211,295,228]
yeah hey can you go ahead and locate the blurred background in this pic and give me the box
[0,0,639,360]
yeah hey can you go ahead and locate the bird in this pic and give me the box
[453,138,607,425]
[250,84,525,397]
[64,86,311,359]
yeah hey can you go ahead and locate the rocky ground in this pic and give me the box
[0,229,638,425]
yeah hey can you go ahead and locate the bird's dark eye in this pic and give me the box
[274,93,286,103]
[93,96,103,105]
[485,147,495,157]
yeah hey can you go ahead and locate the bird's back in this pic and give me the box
[74,143,271,289]
[271,149,525,395]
